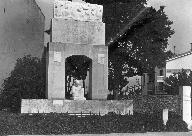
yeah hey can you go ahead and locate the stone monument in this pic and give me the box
[21,0,134,114]
[47,0,108,100]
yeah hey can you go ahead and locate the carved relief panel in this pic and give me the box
[54,0,103,22]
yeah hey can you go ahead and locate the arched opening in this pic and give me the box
[65,55,92,100]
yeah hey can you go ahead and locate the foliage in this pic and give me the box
[165,50,175,60]
[0,55,46,112]
[85,1,175,96]
[166,118,188,132]
[165,111,188,132]
[164,69,192,95]
[1,111,188,134]
[65,55,91,81]
[0,111,175,135]
[107,4,174,95]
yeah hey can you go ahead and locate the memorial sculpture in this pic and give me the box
[70,80,86,100]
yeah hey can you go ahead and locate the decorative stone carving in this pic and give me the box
[54,0,103,22]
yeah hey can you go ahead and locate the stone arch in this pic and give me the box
[65,55,92,100]
[47,42,108,100]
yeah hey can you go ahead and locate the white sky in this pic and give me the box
[36,0,192,54]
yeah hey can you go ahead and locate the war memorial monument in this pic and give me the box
[21,0,133,114]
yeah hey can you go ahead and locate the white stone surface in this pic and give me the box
[163,109,168,125]
[54,0,103,22]
[98,54,105,64]
[51,19,105,45]
[21,99,133,115]
[54,51,62,62]
[179,86,191,124]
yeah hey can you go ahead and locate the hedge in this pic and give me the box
[0,111,188,135]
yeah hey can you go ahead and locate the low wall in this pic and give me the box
[134,95,181,114]
[21,95,181,115]
[21,99,133,115]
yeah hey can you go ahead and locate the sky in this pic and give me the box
[36,0,192,54]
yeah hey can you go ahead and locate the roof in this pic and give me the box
[166,50,192,62]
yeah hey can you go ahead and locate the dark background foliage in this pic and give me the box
[0,55,46,112]
[0,111,188,135]
[86,1,175,95]
[164,69,192,95]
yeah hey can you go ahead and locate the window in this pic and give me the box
[160,70,163,76]
[148,73,155,82]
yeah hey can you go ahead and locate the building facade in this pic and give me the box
[142,45,192,95]
[141,66,166,95]
[166,51,192,77]
[0,0,45,88]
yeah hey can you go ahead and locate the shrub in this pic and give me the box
[166,118,188,132]
[0,55,46,113]
[0,112,188,134]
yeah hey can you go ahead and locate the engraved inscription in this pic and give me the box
[52,19,105,45]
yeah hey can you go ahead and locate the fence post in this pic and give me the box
[163,109,168,125]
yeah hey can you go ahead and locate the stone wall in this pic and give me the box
[21,99,133,115]
[134,95,181,114]
[21,95,181,115]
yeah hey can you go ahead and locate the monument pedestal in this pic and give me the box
[21,99,133,115]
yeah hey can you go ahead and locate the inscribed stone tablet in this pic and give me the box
[98,54,105,64]
[54,51,62,62]
[53,100,63,105]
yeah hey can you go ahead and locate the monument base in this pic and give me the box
[21,99,133,115]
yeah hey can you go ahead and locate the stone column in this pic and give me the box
[179,86,191,124]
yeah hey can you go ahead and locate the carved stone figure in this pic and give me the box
[70,80,86,100]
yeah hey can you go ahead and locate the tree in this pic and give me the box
[165,50,175,60]
[66,55,91,81]
[65,55,91,98]
[87,1,175,96]
[0,55,46,112]
[164,69,192,95]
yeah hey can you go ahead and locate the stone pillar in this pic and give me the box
[179,86,191,124]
